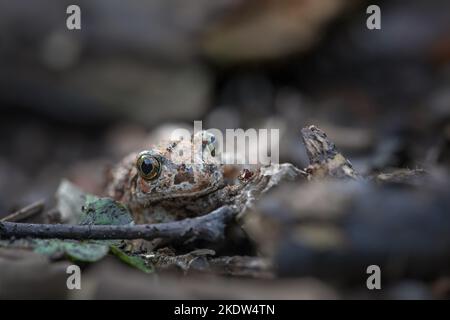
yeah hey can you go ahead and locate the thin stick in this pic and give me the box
[0,206,235,243]
[1,200,45,222]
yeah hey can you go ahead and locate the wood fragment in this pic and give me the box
[208,256,274,278]
[0,206,235,244]
[301,125,360,180]
[375,168,426,185]
[1,200,45,223]
[147,250,274,278]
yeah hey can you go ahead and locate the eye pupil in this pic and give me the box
[141,158,154,175]
[136,152,161,180]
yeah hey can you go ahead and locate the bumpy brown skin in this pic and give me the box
[107,132,303,224]
[107,133,259,224]
[109,136,216,223]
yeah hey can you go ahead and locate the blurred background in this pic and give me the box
[1,0,450,299]
[1,0,449,212]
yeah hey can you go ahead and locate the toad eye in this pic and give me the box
[136,152,161,181]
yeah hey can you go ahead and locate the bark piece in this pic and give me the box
[301,125,360,180]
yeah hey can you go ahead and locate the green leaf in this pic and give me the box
[29,195,131,263]
[33,239,109,262]
[79,196,133,226]
[110,245,154,274]
[32,185,151,272]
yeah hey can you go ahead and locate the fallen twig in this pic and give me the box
[1,200,45,222]
[0,206,235,243]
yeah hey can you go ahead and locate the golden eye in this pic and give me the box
[136,152,161,181]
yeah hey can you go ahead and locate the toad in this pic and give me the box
[107,131,303,224]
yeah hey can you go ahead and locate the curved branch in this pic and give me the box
[0,206,235,243]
